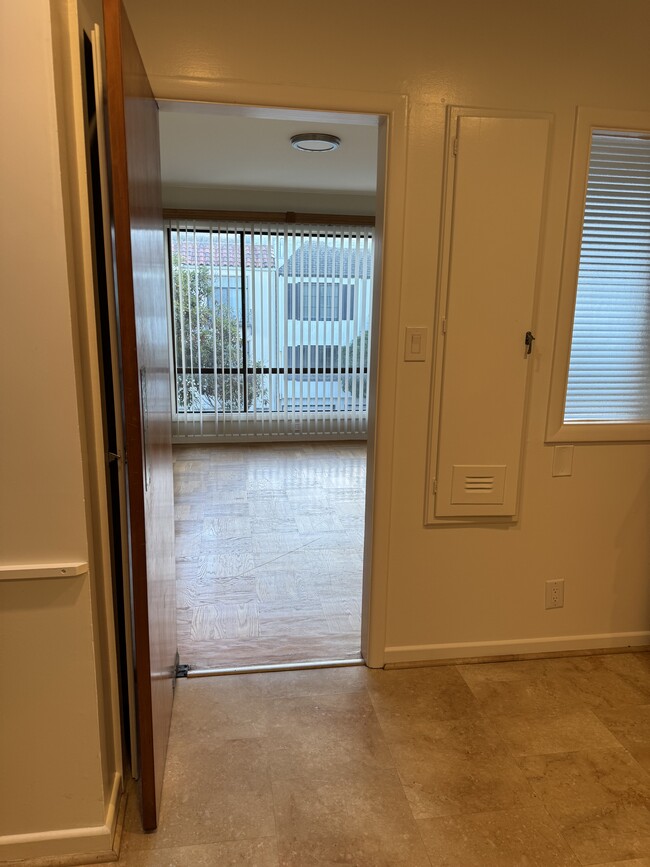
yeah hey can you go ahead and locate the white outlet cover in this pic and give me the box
[545,578,565,609]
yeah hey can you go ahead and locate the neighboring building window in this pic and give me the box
[287,282,354,321]
[287,344,340,372]
[208,275,241,317]
[564,129,650,425]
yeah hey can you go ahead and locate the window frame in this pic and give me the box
[166,221,373,417]
[546,106,650,444]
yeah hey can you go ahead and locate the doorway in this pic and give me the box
[158,102,382,671]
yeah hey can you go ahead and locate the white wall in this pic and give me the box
[126,0,650,661]
[163,183,376,216]
[0,0,120,859]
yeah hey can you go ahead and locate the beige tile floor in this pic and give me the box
[173,442,366,669]
[103,651,650,866]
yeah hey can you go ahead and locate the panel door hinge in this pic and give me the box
[441,317,447,334]
[452,137,458,157]
[433,479,438,495]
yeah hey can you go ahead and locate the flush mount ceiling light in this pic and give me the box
[290,133,341,153]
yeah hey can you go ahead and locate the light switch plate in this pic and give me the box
[404,327,428,361]
[552,445,574,477]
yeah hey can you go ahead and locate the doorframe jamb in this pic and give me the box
[150,80,409,669]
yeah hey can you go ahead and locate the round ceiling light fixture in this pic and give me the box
[290,133,341,153]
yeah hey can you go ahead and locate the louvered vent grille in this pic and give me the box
[451,465,506,504]
[464,476,496,493]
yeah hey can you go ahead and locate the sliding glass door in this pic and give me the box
[169,219,374,439]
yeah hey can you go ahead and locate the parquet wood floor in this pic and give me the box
[173,442,366,669]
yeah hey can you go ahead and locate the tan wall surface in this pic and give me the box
[125,0,650,659]
[0,0,108,851]
[0,7,87,566]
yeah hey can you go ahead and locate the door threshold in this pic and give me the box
[186,658,365,678]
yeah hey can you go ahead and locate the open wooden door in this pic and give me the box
[103,0,176,830]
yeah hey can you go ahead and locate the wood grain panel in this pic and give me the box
[103,0,176,830]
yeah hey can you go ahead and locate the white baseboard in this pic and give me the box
[172,431,368,444]
[384,631,650,665]
[0,773,122,865]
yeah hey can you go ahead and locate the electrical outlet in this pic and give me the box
[545,579,565,609]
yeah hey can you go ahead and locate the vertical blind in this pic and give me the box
[168,219,375,439]
[565,130,650,422]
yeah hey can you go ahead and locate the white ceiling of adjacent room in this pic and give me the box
[158,108,378,195]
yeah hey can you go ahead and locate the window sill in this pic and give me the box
[545,422,650,445]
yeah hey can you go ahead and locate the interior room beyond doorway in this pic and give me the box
[161,102,380,670]
[174,441,366,669]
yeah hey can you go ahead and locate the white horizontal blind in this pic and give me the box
[168,219,374,439]
[565,131,650,422]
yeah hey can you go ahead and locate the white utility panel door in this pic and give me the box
[434,115,548,518]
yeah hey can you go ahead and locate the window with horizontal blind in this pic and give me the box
[547,108,650,443]
[564,129,650,424]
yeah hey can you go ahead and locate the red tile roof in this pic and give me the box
[174,236,275,269]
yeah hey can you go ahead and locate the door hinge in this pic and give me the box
[452,137,458,157]
[441,317,447,334]
[433,479,438,495]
